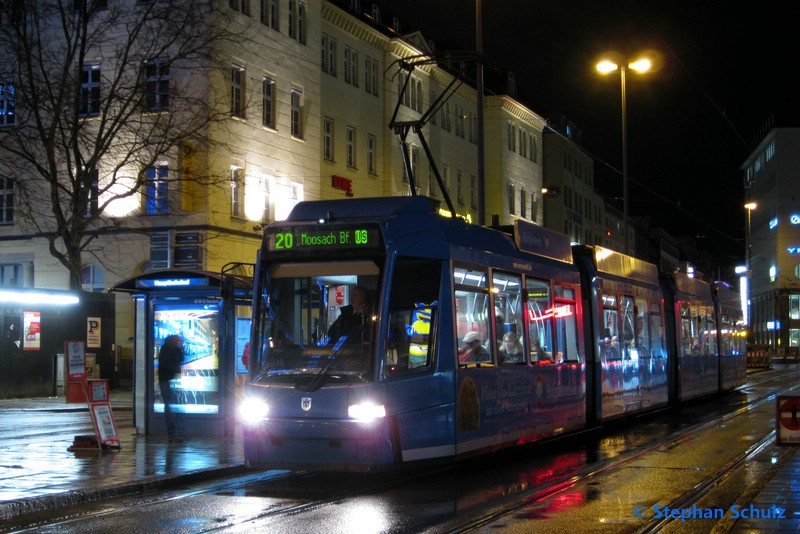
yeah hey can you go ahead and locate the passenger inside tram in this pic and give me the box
[459,331,489,363]
[531,337,547,361]
[499,331,524,363]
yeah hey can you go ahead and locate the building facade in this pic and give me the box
[0,0,557,369]
[743,126,800,355]
[541,120,617,249]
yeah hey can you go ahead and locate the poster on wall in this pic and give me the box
[153,298,220,415]
[87,317,101,348]
[23,311,41,351]
[66,340,86,381]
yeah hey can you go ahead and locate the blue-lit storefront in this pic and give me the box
[113,269,251,437]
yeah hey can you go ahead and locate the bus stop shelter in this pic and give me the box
[112,268,252,437]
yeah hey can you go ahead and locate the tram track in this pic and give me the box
[433,367,800,533]
[6,367,800,533]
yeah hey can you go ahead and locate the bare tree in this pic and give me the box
[0,0,236,289]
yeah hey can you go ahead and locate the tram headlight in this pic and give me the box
[348,402,386,423]
[240,397,269,425]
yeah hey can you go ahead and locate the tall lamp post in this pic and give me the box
[596,58,651,255]
[744,201,757,327]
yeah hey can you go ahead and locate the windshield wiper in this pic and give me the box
[298,324,371,392]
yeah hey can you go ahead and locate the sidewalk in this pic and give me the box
[0,389,248,521]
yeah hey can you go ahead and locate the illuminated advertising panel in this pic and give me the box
[153,299,219,415]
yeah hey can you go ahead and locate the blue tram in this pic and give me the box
[240,196,746,472]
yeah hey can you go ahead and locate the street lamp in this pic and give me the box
[596,57,652,255]
[744,201,757,326]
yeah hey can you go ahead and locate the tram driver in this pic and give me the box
[328,285,370,344]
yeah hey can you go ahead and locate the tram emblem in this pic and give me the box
[301,397,312,411]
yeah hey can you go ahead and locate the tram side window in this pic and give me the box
[454,266,491,366]
[719,315,732,356]
[680,304,695,357]
[386,257,442,373]
[554,285,580,362]
[601,294,620,361]
[648,301,666,358]
[493,271,525,364]
[526,278,554,362]
[701,311,714,356]
[632,296,650,360]
[620,295,635,360]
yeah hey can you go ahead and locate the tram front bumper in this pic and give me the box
[242,417,398,472]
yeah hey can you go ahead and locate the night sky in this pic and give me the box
[375,0,792,263]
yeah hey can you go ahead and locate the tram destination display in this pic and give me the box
[266,224,382,254]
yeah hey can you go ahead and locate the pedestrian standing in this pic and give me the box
[158,335,185,442]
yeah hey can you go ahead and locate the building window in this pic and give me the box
[229,0,250,15]
[343,46,351,83]
[470,174,476,209]
[262,76,275,128]
[288,0,296,39]
[323,117,334,161]
[344,46,359,86]
[520,188,527,218]
[327,35,337,76]
[287,0,305,42]
[456,170,463,205]
[322,34,337,75]
[81,167,99,218]
[231,65,245,118]
[0,82,14,126]
[0,176,13,224]
[400,73,412,109]
[428,165,437,197]
[350,49,359,87]
[81,265,105,293]
[455,105,464,138]
[0,263,20,287]
[270,0,279,29]
[231,167,243,218]
[402,144,418,185]
[298,1,306,44]
[145,164,169,214]
[507,122,516,152]
[346,126,356,168]
[507,182,515,215]
[321,34,329,73]
[790,295,800,320]
[367,134,377,175]
[468,113,476,143]
[143,58,169,112]
[365,56,378,96]
[291,88,303,138]
[80,64,101,117]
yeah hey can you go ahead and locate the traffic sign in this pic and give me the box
[776,395,800,445]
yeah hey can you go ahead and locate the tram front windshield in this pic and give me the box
[254,261,380,386]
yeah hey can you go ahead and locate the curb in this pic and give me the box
[0,464,250,521]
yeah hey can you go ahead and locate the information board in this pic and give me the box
[87,380,120,450]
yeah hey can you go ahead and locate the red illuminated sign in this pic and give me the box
[331,175,354,197]
[528,304,573,321]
